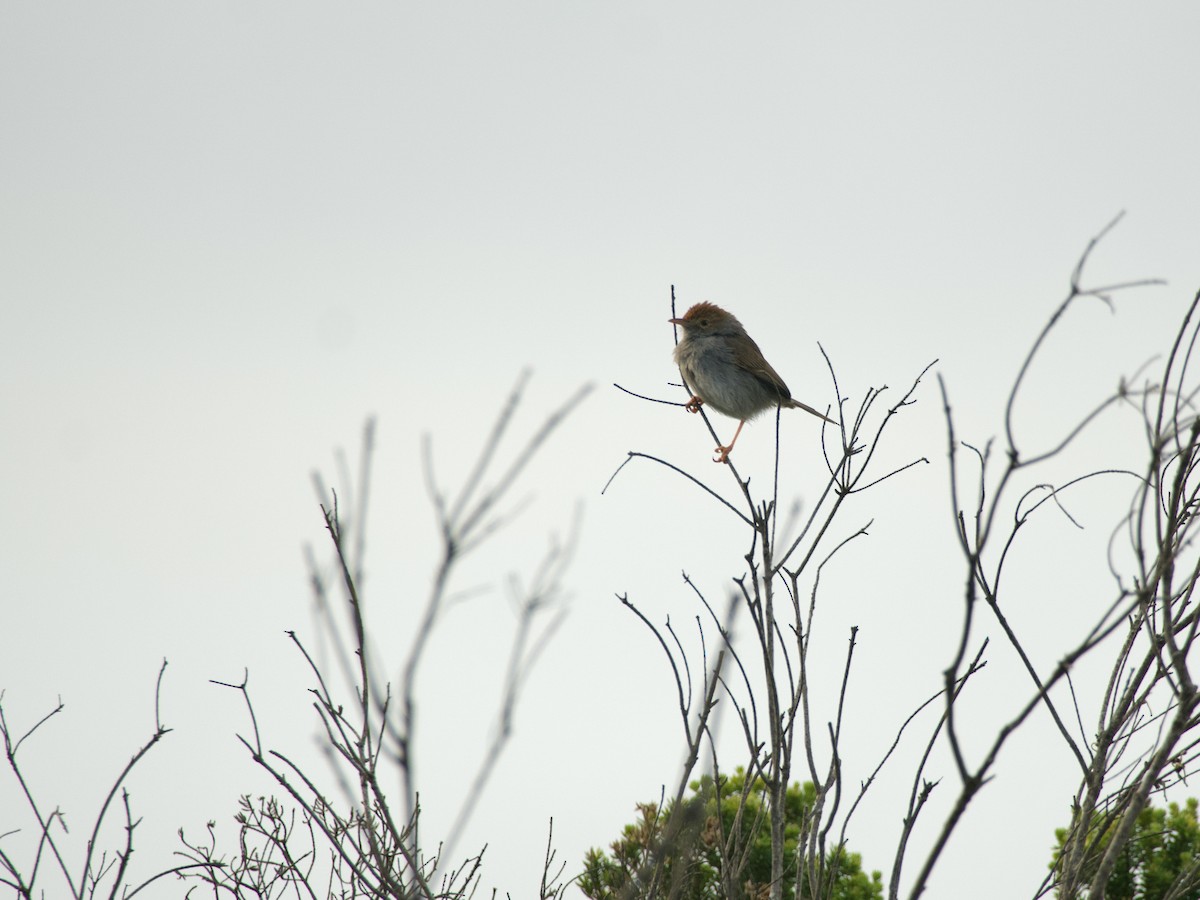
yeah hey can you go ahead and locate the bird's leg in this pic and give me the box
[684,395,704,414]
[713,419,747,464]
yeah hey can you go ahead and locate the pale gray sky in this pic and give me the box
[3,3,1199,897]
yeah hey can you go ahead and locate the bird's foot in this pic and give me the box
[684,395,704,414]
[713,445,732,464]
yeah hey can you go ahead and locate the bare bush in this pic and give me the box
[8,218,1200,900]
[0,661,209,898]
[189,374,590,898]
[0,375,587,900]
[600,219,1197,900]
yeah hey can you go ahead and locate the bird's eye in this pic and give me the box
[698,318,708,327]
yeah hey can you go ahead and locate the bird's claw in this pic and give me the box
[684,395,704,414]
[713,445,732,464]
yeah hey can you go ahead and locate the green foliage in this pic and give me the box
[580,769,883,900]
[1053,798,1200,899]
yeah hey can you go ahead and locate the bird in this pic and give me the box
[669,302,835,463]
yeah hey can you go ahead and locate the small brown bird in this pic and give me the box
[669,302,835,463]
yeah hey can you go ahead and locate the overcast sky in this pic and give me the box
[3,3,1200,898]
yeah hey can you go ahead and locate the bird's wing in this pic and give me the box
[737,335,837,424]
[736,335,793,404]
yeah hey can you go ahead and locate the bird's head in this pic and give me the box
[668,302,741,336]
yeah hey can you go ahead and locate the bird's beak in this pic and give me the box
[668,317,684,325]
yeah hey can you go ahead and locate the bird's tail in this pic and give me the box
[785,398,838,425]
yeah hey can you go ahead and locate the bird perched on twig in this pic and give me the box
[669,302,835,463]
